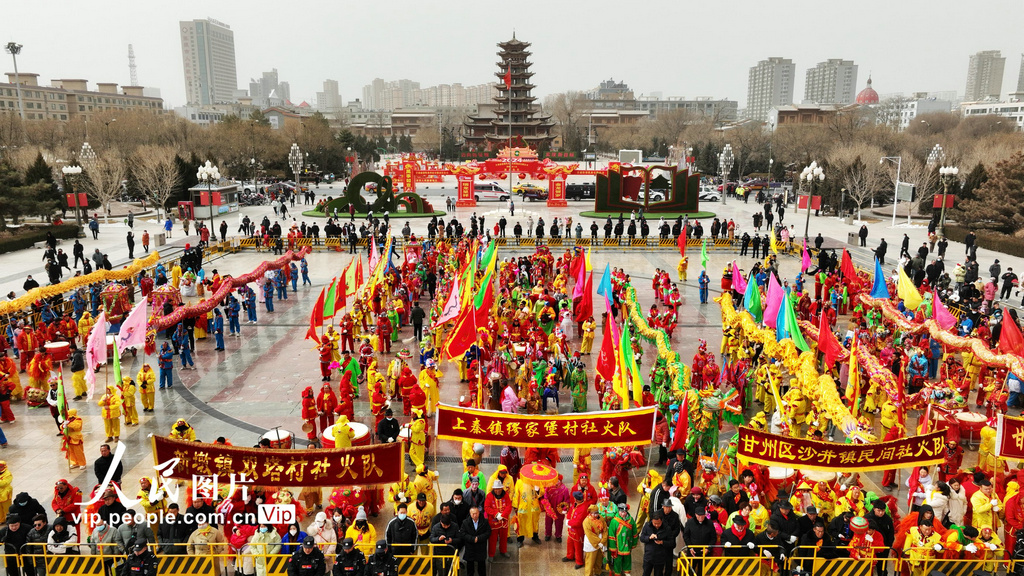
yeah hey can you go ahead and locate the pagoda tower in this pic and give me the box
[464,36,555,151]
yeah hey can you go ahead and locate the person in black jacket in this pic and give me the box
[334,538,366,576]
[365,540,398,576]
[460,507,490,576]
[754,523,789,572]
[682,507,717,571]
[0,514,30,576]
[429,512,461,576]
[682,487,708,520]
[96,491,127,529]
[869,500,895,551]
[158,504,191,554]
[384,503,417,557]
[795,520,836,572]
[639,512,675,576]
[721,481,749,516]
[289,536,327,576]
[8,493,46,525]
[376,409,400,444]
[449,490,469,526]
[647,479,673,519]
[720,516,756,557]
[123,541,158,576]
[795,506,820,541]
[768,501,800,546]
[658,500,682,544]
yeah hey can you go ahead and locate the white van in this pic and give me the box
[473,182,510,202]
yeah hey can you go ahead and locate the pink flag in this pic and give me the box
[932,290,957,331]
[368,235,379,272]
[731,261,747,294]
[764,274,784,328]
[437,275,462,324]
[116,301,147,353]
[572,252,589,300]
[84,311,108,399]
[801,239,812,273]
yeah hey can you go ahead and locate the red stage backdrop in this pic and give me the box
[151,436,403,486]
[737,427,947,472]
[435,403,656,447]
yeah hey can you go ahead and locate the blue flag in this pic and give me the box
[870,258,890,299]
[597,263,612,297]
[775,290,790,341]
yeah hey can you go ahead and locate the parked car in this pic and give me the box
[699,187,722,202]
[637,184,666,202]
[716,182,738,193]
[513,183,545,196]
[472,182,510,202]
[566,182,596,200]
[742,179,768,191]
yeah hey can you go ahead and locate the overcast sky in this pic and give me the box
[5,0,1024,109]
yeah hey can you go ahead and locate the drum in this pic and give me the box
[44,342,70,362]
[105,335,115,359]
[398,427,411,446]
[767,467,796,500]
[321,426,336,449]
[261,429,292,449]
[956,412,986,444]
[350,422,370,447]
[801,470,837,484]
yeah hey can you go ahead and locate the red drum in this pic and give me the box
[956,412,986,444]
[398,427,411,447]
[322,426,336,449]
[44,342,70,362]
[767,467,795,501]
[105,335,116,359]
[261,429,292,449]
[350,422,370,447]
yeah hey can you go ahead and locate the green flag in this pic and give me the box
[323,277,337,319]
[782,291,811,352]
[56,371,67,421]
[342,356,362,379]
[700,238,709,270]
[112,343,122,385]
[743,272,762,324]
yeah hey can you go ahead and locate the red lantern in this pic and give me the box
[518,173,527,179]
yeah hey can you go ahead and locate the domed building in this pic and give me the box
[856,77,879,105]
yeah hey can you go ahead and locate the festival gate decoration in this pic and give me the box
[151,436,404,487]
[737,427,947,472]
[435,403,656,448]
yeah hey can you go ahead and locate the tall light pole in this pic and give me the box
[800,161,824,240]
[880,156,902,227]
[4,42,25,122]
[103,118,117,148]
[196,161,220,240]
[62,165,83,229]
[719,144,734,206]
[938,165,959,237]
[288,143,304,195]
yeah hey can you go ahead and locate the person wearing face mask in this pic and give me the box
[281,522,308,555]
[430,507,462,576]
[385,502,416,557]
[250,522,281,576]
[158,504,190,554]
[449,490,469,525]
[116,509,155,555]
[330,507,349,540]
[334,537,366,576]
[345,507,376,557]
[89,516,118,572]
[309,511,337,572]
[187,518,229,576]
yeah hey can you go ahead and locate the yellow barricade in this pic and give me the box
[45,555,105,575]
[264,553,291,576]
[158,554,216,575]
[630,239,647,247]
[397,554,433,576]
[239,238,259,247]
[678,554,759,576]
[795,556,871,576]
[520,238,536,246]
[326,238,342,247]
[602,238,619,246]
[658,239,675,247]
[918,559,990,576]
[495,238,509,246]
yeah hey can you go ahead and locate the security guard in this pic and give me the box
[334,537,366,576]
[288,536,326,576]
[365,540,399,576]
[122,541,158,576]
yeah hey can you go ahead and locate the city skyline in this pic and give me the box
[4,0,1024,110]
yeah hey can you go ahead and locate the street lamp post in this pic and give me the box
[880,156,902,227]
[719,144,734,206]
[62,165,83,229]
[800,161,825,240]
[196,161,220,242]
[288,143,304,198]
[4,42,25,122]
[938,165,959,237]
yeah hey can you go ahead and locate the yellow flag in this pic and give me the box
[770,226,779,255]
[845,337,860,406]
[896,267,923,310]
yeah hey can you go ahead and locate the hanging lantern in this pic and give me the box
[518,173,527,179]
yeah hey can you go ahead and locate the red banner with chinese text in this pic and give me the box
[996,414,1024,459]
[737,427,946,472]
[151,436,403,487]
[435,403,656,448]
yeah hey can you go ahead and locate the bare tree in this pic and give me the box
[83,155,127,218]
[826,142,886,220]
[545,91,587,151]
[133,145,180,219]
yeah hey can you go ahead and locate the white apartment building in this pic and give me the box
[179,18,238,106]
[746,57,795,122]
[965,50,1005,102]
[804,59,858,105]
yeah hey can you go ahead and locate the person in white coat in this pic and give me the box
[947,477,968,526]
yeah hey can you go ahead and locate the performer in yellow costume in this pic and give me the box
[331,415,355,448]
[137,364,156,412]
[120,377,138,426]
[419,361,442,417]
[512,480,541,544]
[580,318,596,354]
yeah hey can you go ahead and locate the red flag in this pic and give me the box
[677,229,687,257]
[669,392,689,453]
[569,251,584,280]
[817,309,844,369]
[574,271,593,324]
[441,279,493,360]
[503,65,512,89]
[355,257,364,287]
[999,317,1024,356]
[907,402,932,507]
[840,249,857,281]
[305,287,325,344]
[335,262,350,314]
[595,320,616,382]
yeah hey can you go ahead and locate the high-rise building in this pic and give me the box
[964,50,1005,102]
[464,36,554,150]
[804,59,858,105]
[278,81,290,103]
[317,79,342,111]
[1011,55,1024,101]
[179,18,238,106]
[746,57,795,121]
